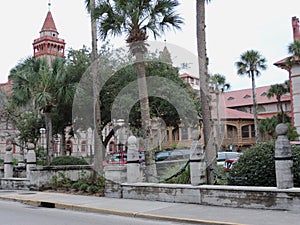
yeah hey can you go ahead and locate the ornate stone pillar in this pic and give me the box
[127,136,143,183]
[4,144,13,178]
[190,130,205,185]
[275,123,293,189]
[26,143,36,179]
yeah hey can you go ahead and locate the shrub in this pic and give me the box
[71,182,81,191]
[79,183,89,192]
[229,141,300,187]
[50,156,88,166]
[87,185,99,193]
[164,164,190,184]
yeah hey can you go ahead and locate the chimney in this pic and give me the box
[292,16,300,41]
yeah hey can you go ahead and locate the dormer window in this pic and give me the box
[227,97,235,100]
[244,95,251,99]
[261,92,267,96]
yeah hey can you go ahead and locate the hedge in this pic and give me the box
[228,141,300,187]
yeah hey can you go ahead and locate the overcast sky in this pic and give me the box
[0,0,299,90]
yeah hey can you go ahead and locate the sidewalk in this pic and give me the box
[0,190,299,225]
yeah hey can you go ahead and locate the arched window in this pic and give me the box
[227,125,237,138]
[81,140,86,152]
[242,125,250,138]
[66,140,73,154]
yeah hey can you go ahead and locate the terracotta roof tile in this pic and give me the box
[41,11,57,32]
[179,73,198,79]
[222,85,290,108]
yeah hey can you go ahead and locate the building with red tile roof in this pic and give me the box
[179,72,291,151]
[274,16,300,136]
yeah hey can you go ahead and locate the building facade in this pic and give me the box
[275,16,300,136]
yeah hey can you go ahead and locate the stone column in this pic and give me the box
[126,136,143,183]
[4,144,13,178]
[190,130,205,185]
[275,123,294,189]
[26,143,36,179]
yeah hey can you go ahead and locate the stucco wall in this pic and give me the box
[122,183,300,211]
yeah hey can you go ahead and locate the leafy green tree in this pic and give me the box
[235,50,267,143]
[267,82,289,122]
[209,73,230,150]
[9,57,76,165]
[100,58,200,138]
[91,0,183,180]
[259,115,299,141]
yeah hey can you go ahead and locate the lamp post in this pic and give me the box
[54,135,60,156]
[39,127,46,162]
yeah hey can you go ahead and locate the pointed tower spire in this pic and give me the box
[32,3,65,62]
[41,11,58,34]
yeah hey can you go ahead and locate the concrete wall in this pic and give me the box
[28,165,93,188]
[122,183,300,211]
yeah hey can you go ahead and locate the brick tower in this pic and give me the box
[32,8,65,63]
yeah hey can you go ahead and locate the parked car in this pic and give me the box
[223,158,239,171]
[103,151,145,165]
[217,151,242,166]
[290,141,300,146]
[155,148,190,162]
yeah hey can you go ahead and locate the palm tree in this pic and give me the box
[267,81,289,123]
[209,73,230,151]
[9,57,75,165]
[91,0,183,181]
[288,39,300,60]
[197,0,213,183]
[235,50,267,143]
[85,0,104,176]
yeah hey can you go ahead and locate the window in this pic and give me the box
[243,94,251,99]
[251,124,255,137]
[81,141,86,152]
[227,125,237,138]
[242,125,250,138]
[181,127,188,140]
[227,97,235,101]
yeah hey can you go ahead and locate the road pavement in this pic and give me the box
[0,190,299,225]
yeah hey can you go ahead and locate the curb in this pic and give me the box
[0,195,246,225]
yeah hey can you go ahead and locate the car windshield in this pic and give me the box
[218,152,242,161]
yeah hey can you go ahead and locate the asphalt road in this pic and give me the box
[0,200,192,225]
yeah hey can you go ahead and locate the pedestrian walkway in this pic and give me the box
[0,190,299,225]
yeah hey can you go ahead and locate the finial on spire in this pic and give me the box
[164,38,167,47]
[48,0,51,11]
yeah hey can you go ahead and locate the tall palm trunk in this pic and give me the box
[216,90,221,150]
[90,0,104,175]
[251,72,259,143]
[45,112,53,165]
[277,97,285,123]
[135,50,157,182]
[196,0,214,184]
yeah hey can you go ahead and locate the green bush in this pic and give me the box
[71,182,81,191]
[79,183,89,192]
[229,141,300,187]
[87,185,99,193]
[164,164,190,184]
[50,156,88,166]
